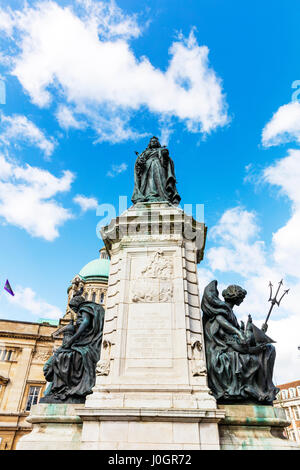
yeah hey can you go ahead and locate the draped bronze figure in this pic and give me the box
[41,290,105,404]
[131,136,181,205]
[201,280,279,405]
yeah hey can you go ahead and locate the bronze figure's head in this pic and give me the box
[69,287,85,313]
[222,284,247,306]
[148,136,161,149]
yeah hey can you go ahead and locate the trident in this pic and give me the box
[261,279,289,331]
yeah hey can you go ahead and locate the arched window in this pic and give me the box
[100,293,104,304]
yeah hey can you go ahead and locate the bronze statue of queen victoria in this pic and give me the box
[131,136,181,205]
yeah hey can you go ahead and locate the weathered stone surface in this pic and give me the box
[16,403,83,450]
[78,408,225,450]
[219,404,300,450]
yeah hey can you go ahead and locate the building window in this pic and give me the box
[281,390,288,400]
[294,407,300,420]
[100,293,104,304]
[0,349,13,361]
[25,386,41,411]
[100,250,109,260]
[6,350,12,361]
[297,386,300,397]
[289,388,296,398]
[92,292,96,302]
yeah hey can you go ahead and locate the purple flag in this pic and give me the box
[4,280,14,296]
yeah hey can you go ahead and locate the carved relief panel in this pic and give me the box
[131,251,173,303]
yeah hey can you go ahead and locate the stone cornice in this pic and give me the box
[0,331,53,342]
[76,408,225,423]
[101,204,207,264]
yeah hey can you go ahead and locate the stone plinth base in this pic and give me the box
[16,404,83,450]
[218,404,300,450]
[78,407,225,450]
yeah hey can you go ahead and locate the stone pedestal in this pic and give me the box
[16,403,83,450]
[16,202,299,451]
[219,404,300,450]
[78,202,224,449]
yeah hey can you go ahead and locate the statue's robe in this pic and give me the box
[201,281,279,404]
[42,302,104,403]
[131,147,181,205]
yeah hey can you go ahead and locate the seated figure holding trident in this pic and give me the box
[41,288,105,404]
[201,280,281,405]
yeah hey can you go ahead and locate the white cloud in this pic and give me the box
[92,113,148,144]
[0,113,56,158]
[6,285,63,319]
[73,194,98,212]
[262,101,300,147]
[75,0,141,40]
[0,7,15,36]
[107,162,127,177]
[0,153,12,179]
[55,105,85,130]
[263,148,300,205]
[268,314,300,384]
[0,1,229,143]
[207,207,266,277]
[0,153,74,240]
[263,149,300,278]
[159,119,174,146]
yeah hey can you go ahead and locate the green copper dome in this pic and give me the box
[79,258,110,281]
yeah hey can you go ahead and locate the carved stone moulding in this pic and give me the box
[32,348,52,363]
[100,205,207,263]
[96,339,112,376]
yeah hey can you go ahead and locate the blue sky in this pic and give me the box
[0,0,300,382]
